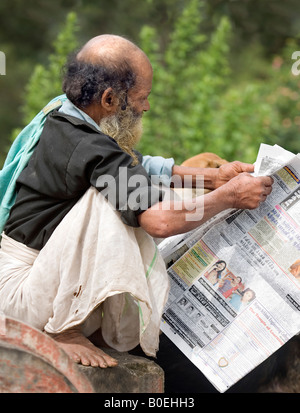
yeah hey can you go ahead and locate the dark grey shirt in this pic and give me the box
[4,110,163,250]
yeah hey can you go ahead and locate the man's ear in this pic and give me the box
[101,87,119,113]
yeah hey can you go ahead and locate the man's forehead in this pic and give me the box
[133,57,153,81]
[131,70,152,94]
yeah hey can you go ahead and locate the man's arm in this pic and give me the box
[138,172,273,238]
[172,161,256,190]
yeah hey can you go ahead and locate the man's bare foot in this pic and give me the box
[46,326,118,368]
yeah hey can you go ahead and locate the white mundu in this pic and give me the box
[0,187,169,356]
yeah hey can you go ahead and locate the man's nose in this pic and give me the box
[143,100,150,112]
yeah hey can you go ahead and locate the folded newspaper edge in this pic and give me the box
[158,144,300,393]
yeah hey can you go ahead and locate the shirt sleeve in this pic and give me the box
[66,134,164,227]
[142,155,175,187]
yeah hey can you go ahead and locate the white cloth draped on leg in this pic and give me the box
[0,187,170,356]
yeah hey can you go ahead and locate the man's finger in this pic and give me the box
[261,176,274,187]
[236,162,255,173]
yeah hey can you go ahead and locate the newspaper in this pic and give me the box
[158,144,300,393]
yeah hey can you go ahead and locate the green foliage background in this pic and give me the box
[1,0,300,167]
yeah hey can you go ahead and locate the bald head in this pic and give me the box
[77,34,150,74]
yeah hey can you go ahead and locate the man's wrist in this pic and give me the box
[203,168,218,190]
[212,183,235,210]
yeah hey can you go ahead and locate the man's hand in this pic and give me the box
[220,172,274,210]
[214,161,255,188]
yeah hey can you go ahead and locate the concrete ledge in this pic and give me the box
[78,349,164,393]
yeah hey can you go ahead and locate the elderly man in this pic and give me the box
[0,35,273,368]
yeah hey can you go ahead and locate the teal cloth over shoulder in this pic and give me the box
[0,94,67,234]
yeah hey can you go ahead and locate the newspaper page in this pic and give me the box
[158,145,300,393]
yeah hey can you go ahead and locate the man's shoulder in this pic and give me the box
[49,109,103,136]
[42,109,119,149]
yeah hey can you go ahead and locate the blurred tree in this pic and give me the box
[138,0,243,162]
[261,37,300,155]
[7,11,79,157]
[206,0,300,56]
[138,0,300,164]
[0,0,80,60]
[21,11,79,124]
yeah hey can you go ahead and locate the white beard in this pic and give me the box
[99,106,143,165]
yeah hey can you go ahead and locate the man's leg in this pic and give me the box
[0,233,117,367]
